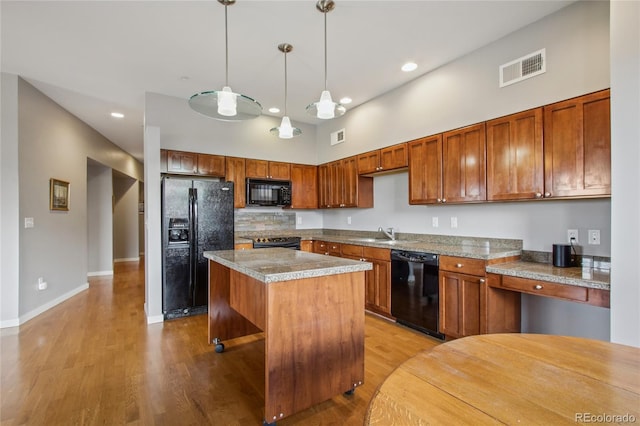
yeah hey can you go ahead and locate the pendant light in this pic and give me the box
[306,0,346,120]
[189,0,262,121]
[270,44,302,139]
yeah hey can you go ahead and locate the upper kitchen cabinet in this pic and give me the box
[408,135,443,204]
[245,159,291,180]
[225,156,246,208]
[164,150,198,175]
[442,123,487,203]
[197,153,226,177]
[290,164,318,209]
[318,156,373,209]
[358,143,408,175]
[543,89,611,198]
[486,108,544,201]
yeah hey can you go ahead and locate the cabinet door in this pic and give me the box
[371,259,391,315]
[408,135,443,204]
[439,271,481,338]
[442,123,486,203]
[341,156,359,207]
[167,150,198,174]
[329,161,343,208]
[380,143,408,171]
[486,108,544,201]
[317,164,331,208]
[197,154,226,177]
[290,164,318,209]
[268,161,291,180]
[544,89,611,198]
[225,156,246,208]
[357,151,380,175]
[245,159,268,179]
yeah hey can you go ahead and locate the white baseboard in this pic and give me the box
[114,257,140,263]
[0,318,20,329]
[144,302,164,324]
[18,282,89,326]
[87,270,113,277]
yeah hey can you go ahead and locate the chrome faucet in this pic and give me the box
[378,227,395,241]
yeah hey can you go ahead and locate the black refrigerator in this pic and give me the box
[162,177,234,320]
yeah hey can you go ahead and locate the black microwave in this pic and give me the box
[246,178,292,207]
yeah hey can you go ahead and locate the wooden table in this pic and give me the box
[366,334,640,425]
[205,248,371,425]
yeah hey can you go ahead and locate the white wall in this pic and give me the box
[113,172,139,261]
[87,161,113,275]
[610,0,640,347]
[0,73,20,327]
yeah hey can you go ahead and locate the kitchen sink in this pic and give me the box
[348,238,413,245]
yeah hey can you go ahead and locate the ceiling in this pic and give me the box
[1,1,574,162]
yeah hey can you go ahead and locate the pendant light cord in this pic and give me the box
[323,9,328,91]
[284,50,288,115]
[224,3,229,87]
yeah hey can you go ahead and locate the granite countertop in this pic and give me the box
[486,261,611,290]
[204,247,372,283]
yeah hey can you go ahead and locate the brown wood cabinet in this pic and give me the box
[408,135,443,204]
[341,244,392,317]
[442,123,487,203]
[290,164,318,209]
[166,150,198,174]
[543,89,611,198]
[439,256,520,339]
[197,153,226,177]
[486,108,544,201]
[300,240,313,252]
[489,273,610,308]
[234,242,253,250]
[358,143,408,175]
[225,156,246,208]
[245,159,291,180]
[312,240,341,256]
[318,157,373,209]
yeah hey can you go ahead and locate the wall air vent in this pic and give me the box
[499,48,546,88]
[330,128,345,146]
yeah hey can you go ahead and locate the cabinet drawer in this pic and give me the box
[440,256,486,276]
[341,244,364,258]
[327,242,341,256]
[501,275,588,302]
[362,247,390,261]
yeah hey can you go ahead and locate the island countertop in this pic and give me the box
[204,247,372,283]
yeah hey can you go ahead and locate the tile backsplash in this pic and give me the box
[235,210,296,232]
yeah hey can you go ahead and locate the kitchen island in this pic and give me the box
[204,248,372,425]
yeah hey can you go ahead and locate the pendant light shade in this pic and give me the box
[306,0,345,120]
[189,0,262,121]
[270,43,302,139]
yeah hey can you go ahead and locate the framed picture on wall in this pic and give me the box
[50,178,70,211]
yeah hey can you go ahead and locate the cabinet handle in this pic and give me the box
[437,198,442,203]
[534,284,543,290]
[479,278,485,284]
[544,192,551,198]
[442,198,447,203]
[456,263,463,268]
[535,192,542,198]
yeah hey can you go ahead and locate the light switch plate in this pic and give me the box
[25,217,34,228]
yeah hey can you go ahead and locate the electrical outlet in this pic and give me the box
[588,229,601,245]
[296,216,302,225]
[347,216,352,225]
[37,277,47,291]
[567,229,579,243]
[25,217,34,228]
[450,217,458,229]
[432,217,439,228]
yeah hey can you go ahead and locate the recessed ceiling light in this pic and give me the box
[111,112,124,118]
[268,107,280,114]
[401,62,418,72]
[339,97,352,105]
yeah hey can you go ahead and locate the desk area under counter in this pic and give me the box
[486,261,611,308]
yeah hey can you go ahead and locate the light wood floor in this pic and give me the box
[1,260,440,425]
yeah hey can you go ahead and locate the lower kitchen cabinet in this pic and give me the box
[439,256,520,339]
[341,244,392,317]
[300,240,313,252]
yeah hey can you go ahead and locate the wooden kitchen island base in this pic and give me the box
[205,249,370,424]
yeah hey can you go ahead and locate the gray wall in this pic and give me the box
[1,76,144,324]
[87,160,113,275]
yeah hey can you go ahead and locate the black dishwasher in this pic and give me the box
[390,250,444,340]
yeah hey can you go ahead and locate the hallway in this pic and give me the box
[1,260,438,425]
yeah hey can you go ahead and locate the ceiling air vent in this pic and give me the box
[499,48,546,88]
